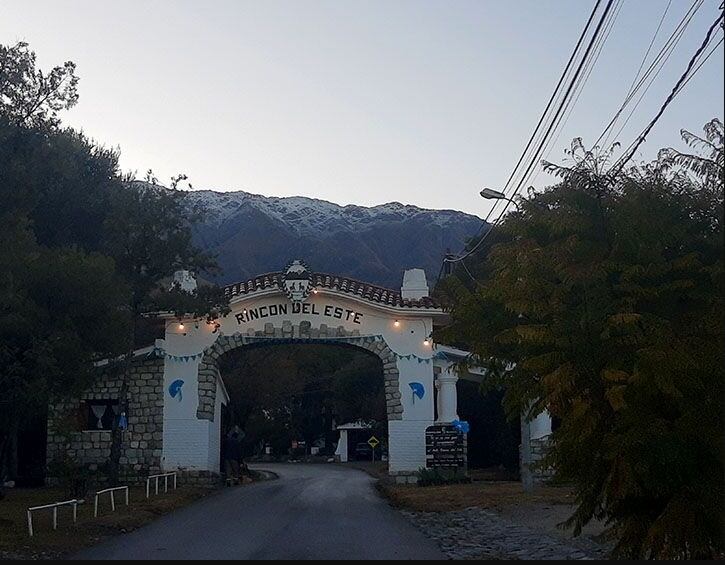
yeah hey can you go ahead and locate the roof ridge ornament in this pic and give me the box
[283,259,313,303]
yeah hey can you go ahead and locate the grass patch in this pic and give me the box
[380,480,576,513]
[0,484,215,559]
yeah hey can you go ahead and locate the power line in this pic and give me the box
[676,33,723,92]
[444,0,614,274]
[599,0,704,149]
[447,0,618,269]
[625,0,675,100]
[529,0,624,188]
[495,0,606,200]
[610,9,724,174]
[451,0,607,251]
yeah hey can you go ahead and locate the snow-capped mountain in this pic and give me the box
[187,189,483,289]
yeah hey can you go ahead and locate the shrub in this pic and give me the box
[416,467,471,487]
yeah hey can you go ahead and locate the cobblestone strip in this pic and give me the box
[402,508,609,560]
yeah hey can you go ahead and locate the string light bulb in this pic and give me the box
[178,323,185,331]
[423,337,430,346]
[394,320,400,327]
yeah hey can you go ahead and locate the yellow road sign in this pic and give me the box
[367,436,380,449]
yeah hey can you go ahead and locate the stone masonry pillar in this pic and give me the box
[521,407,553,491]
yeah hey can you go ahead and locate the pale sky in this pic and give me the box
[1,0,723,217]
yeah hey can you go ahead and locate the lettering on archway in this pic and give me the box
[235,302,365,325]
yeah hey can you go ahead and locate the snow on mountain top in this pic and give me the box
[185,188,480,235]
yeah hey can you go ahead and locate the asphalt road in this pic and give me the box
[73,464,444,560]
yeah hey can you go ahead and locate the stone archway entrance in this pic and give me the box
[159,260,454,481]
[47,260,501,486]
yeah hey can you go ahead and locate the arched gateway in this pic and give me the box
[46,261,482,485]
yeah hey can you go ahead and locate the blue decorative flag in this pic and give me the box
[452,420,470,434]
[118,412,128,431]
[409,382,425,400]
[169,379,185,402]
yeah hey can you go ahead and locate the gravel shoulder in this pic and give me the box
[381,480,612,560]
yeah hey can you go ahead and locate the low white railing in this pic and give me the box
[94,486,129,517]
[145,472,177,498]
[27,499,79,537]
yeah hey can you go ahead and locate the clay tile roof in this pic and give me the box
[222,271,440,309]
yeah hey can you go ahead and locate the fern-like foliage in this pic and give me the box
[435,120,724,559]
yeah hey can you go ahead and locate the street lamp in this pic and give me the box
[479,187,520,210]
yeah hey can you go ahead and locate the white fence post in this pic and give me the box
[94,487,129,517]
[27,499,79,537]
[145,473,177,499]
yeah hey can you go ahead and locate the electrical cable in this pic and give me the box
[529,0,624,187]
[596,0,704,149]
[448,0,618,266]
[675,33,723,92]
[437,0,606,277]
[594,0,676,148]
[610,9,724,174]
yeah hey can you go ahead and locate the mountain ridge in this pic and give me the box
[187,188,483,290]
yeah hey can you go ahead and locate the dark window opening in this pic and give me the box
[85,400,119,431]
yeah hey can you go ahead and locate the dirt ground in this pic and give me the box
[0,484,218,559]
[381,480,610,547]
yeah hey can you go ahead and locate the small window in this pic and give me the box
[85,400,119,431]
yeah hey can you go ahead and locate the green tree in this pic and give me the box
[0,42,79,129]
[220,345,385,457]
[0,221,131,483]
[0,40,230,485]
[101,175,228,483]
[437,121,724,559]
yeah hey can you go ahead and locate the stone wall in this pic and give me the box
[520,435,554,487]
[176,470,222,488]
[529,436,554,481]
[47,356,165,483]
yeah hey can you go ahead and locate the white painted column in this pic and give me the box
[530,410,552,440]
[335,430,349,463]
[435,369,459,423]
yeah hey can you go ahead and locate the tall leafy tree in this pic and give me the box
[0,220,131,483]
[220,345,385,456]
[0,42,128,484]
[0,41,230,485]
[0,42,79,129]
[437,121,723,559]
[101,175,228,483]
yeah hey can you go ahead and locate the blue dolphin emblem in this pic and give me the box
[169,379,185,402]
[409,382,425,401]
